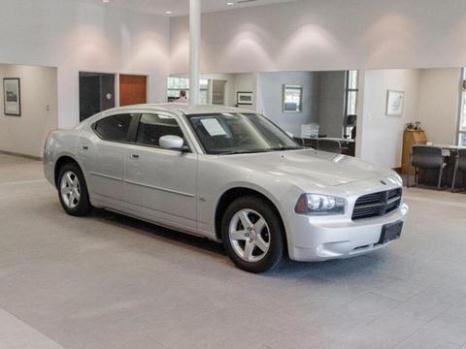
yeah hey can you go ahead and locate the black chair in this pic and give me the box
[451,149,466,192]
[317,139,342,154]
[410,146,446,189]
[344,114,357,139]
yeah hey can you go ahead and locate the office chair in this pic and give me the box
[451,149,466,192]
[410,146,446,189]
[317,139,342,154]
[344,114,357,139]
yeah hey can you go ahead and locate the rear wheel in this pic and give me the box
[58,163,91,216]
[221,196,284,273]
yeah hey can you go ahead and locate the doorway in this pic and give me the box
[79,72,115,121]
[212,80,227,105]
[120,74,147,106]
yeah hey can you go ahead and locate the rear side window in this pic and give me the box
[94,114,132,142]
[136,113,184,147]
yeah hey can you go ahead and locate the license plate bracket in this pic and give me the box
[379,221,403,244]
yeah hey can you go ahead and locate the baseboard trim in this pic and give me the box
[0,150,42,161]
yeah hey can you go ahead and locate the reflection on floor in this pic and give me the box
[1,153,466,349]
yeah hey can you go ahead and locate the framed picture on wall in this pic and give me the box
[386,90,404,116]
[3,78,21,116]
[237,91,253,106]
[283,85,303,112]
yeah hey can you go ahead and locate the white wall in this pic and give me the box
[0,64,58,158]
[361,69,420,168]
[417,68,461,145]
[170,0,466,74]
[0,0,170,129]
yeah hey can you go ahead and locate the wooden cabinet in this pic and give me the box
[401,129,427,175]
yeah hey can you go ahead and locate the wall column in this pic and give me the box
[189,0,201,106]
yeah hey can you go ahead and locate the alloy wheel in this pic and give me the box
[228,209,271,262]
[60,171,81,209]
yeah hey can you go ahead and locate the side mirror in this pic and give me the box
[159,135,187,151]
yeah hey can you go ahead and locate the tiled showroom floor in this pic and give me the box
[1,153,466,349]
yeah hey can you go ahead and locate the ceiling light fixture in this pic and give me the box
[102,0,110,3]
[226,2,234,6]
[165,10,173,15]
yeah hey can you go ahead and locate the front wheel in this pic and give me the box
[58,163,91,217]
[221,196,285,273]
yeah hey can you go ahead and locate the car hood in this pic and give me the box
[220,149,397,188]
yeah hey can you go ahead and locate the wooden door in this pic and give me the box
[120,74,147,106]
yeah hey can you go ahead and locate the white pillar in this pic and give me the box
[189,0,201,106]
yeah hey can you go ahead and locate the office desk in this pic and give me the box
[432,145,466,157]
[298,137,356,156]
[416,145,466,188]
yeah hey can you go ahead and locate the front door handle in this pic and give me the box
[130,154,140,160]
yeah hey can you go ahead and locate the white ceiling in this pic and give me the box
[73,0,298,16]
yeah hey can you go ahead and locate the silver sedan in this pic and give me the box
[44,104,408,273]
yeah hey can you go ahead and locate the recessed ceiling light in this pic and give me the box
[165,10,173,15]
[102,0,110,3]
[226,2,234,6]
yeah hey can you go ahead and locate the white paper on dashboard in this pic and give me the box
[201,119,227,136]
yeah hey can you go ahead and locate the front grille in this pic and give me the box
[352,188,402,220]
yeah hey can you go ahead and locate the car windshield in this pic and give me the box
[187,112,302,155]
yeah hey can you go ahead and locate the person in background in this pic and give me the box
[176,90,188,103]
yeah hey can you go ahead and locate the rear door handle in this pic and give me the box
[130,154,140,160]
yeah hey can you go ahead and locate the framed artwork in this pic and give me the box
[386,90,404,116]
[237,91,253,106]
[283,85,303,112]
[3,78,21,116]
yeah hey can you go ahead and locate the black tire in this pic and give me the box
[221,196,285,273]
[57,162,92,217]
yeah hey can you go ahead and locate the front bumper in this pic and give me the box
[288,203,408,261]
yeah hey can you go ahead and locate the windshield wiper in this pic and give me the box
[217,147,302,155]
[269,146,303,151]
[217,149,271,155]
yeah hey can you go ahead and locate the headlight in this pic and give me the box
[295,194,346,216]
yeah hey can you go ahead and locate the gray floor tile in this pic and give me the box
[395,327,461,349]
[0,309,64,349]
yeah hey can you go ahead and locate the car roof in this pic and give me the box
[103,103,256,116]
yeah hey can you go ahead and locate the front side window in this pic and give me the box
[136,113,184,147]
[459,69,466,145]
[94,114,132,142]
[346,70,359,115]
[187,113,300,155]
[167,77,209,104]
[344,70,359,139]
